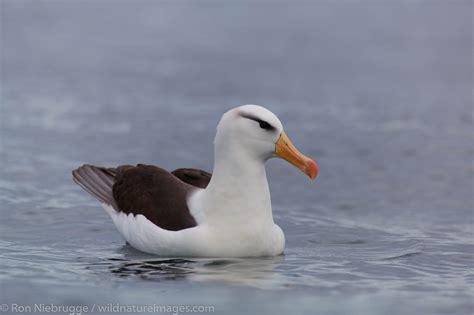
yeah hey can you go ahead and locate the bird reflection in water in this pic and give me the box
[100,245,285,288]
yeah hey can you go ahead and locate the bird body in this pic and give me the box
[73,105,317,257]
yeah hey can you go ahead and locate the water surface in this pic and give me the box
[1,1,473,314]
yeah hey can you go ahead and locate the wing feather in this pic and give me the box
[72,164,211,231]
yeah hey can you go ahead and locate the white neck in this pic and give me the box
[199,141,274,226]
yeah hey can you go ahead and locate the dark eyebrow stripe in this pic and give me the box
[240,113,276,131]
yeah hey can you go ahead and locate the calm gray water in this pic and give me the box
[1,1,473,314]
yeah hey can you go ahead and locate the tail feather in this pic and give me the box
[72,165,118,208]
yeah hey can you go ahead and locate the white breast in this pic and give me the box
[101,203,285,257]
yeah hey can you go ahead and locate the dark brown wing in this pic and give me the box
[171,168,212,189]
[72,164,206,231]
[113,164,197,231]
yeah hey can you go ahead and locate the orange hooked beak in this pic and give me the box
[275,132,318,179]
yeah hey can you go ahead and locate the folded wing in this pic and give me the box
[72,164,212,231]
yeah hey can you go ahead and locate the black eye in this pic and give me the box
[259,121,272,130]
[240,113,276,131]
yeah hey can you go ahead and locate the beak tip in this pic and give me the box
[306,160,318,180]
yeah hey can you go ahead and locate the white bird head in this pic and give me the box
[214,104,318,179]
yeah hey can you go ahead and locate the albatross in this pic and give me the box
[72,105,317,257]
